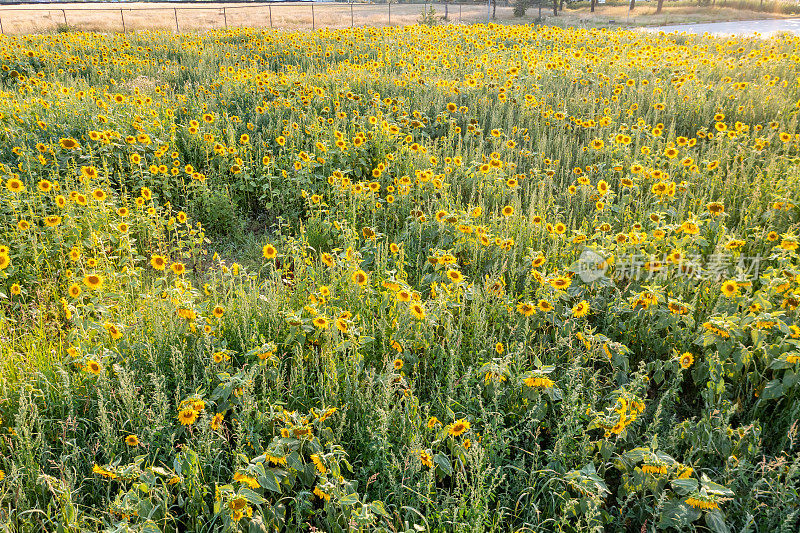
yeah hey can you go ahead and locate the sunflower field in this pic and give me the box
[0,23,798,532]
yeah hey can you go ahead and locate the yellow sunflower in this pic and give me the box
[720,280,739,298]
[448,419,470,437]
[571,300,590,318]
[84,274,103,290]
[351,269,368,287]
[262,244,277,259]
[177,408,199,426]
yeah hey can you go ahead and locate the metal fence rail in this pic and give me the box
[0,2,505,34]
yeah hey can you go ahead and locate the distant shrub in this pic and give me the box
[191,187,243,237]
[514,0,532,17]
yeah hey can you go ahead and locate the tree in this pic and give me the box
[553,0,558,16]
[656,0,664,13]
[629,0,636,11]
[591,0,596,13]
[513,0,531,17]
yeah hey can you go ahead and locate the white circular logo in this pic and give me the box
[576,249,608,283]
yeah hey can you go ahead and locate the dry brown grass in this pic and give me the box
[0,2,510,34]
[541,5,796,27]
[0,2,793,34]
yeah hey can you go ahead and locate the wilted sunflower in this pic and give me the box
[707,202,725,216]
[233,472,259,490]
[524,375,554,388]
[81,166,98,180]
[104,322,123,340]
[92,464,116,480]
[321,252,335,267]
[420,450,433,468]
[685,496,719,511]
[679,220,700,235]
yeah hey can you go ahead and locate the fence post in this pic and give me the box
[223,7,227,29]
[62,9,67,26]
[174,7,179,32]
[120,9,126,33]
[312,3,315,30]
[351,1,354,27]
[0,16,4,35]
[459,3,462,23]
[388,2,391,26]
[269,5,273,28]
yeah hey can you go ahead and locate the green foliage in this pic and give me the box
[191,186,243,238]
[419,5,439,25]
[0,23,799,533]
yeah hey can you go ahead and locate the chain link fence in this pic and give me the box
[0,2,517,34]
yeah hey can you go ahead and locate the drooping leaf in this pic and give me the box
[671,478,698,495]
[704,509,731,533]
[433,453,453,477]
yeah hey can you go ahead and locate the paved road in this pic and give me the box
[648,18,800,36]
